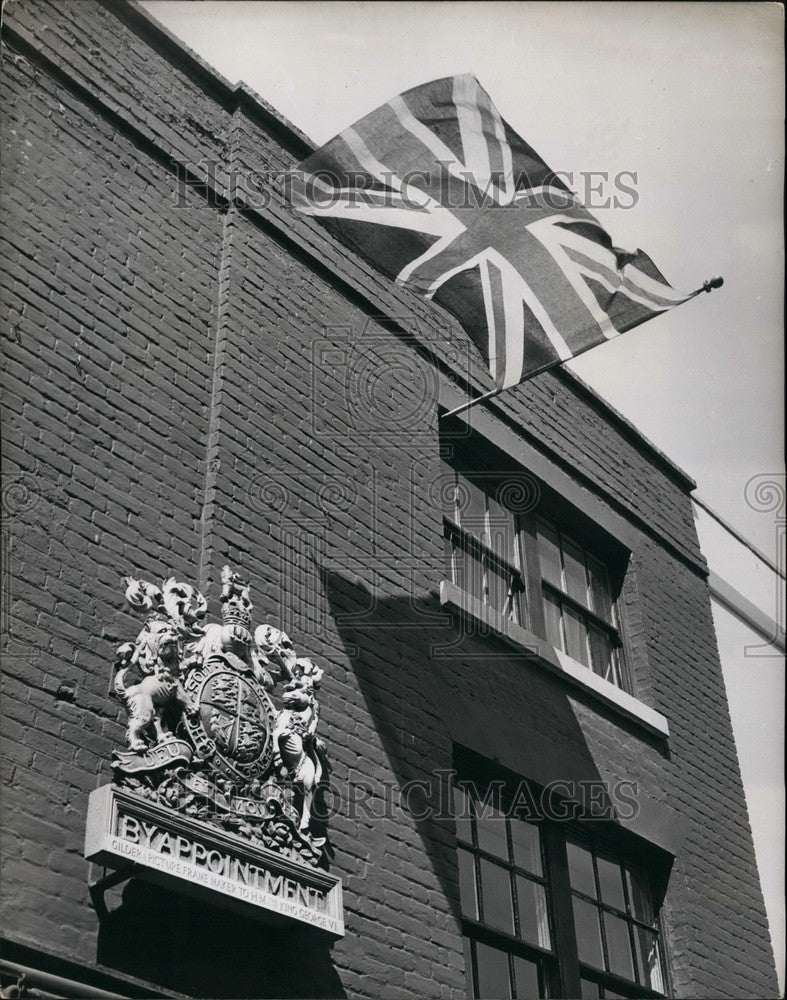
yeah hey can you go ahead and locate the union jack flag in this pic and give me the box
[286,75,697,389]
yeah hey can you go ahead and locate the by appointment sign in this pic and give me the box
[85,785,344,937]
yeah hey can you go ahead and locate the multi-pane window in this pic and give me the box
[454,781,667,1000]
[455,784,555,998]
[442,460,526,624]
[566,839,666,998]
[441,448,629,691]
[536,518,624,686]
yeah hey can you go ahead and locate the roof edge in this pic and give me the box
[116,2,316,155]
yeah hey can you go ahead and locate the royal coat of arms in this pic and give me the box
[110,567,329,868]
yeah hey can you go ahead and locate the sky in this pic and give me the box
[141,0,784,985]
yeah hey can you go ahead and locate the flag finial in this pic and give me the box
[703,276,724,292]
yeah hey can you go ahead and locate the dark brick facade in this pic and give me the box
[0,3,778,998]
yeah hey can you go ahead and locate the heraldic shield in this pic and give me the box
[184,665,278,781]
[108,566,329,869]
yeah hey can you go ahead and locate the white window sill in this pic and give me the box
[439,580,669,740]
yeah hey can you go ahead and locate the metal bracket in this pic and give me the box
[87,862,138,919]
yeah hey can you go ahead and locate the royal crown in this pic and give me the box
[220,565,253,630]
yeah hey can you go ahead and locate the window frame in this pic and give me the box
[564,835,668,998]
[454,774,671,1000]
[454,782,562,999]
[441,459,530,627]
[441,448,632,693]
[531,515,627,689]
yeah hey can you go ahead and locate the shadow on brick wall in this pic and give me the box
[320,566,667,936]
[96,878,346,999]
[321,566,465,926]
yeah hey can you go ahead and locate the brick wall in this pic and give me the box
[0,2,778,998]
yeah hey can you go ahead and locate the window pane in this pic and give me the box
[454,786,473,843]
[511,820,542,876]
[458,848,478,919]
[543,591,564,650]
[573,897,604,968]
[479,859,514,934]
[587,554,613,621]
[441,460,459,521]
[513,955,540,999]
[455,545,485,602]
[476,806,509,860]
[567,841,596,897]
[588,627,615,683]
[537,520,563,589]
[487,495,516,563]
[608,647,622,688]
[633,926,665,993]
[596,856,626,911]
[516,875,551,949]
[458,473,487,539]
[445,533,455,577]
[580,978,601,999]
[475,942,512,999]
[603,912,635,981]
[562,537,589,605]
[488,565,515,619]
[564,607,590,665]
[625,867,654,924]
[463,937,474,1000]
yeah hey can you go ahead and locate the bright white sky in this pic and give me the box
[142,0,784,985]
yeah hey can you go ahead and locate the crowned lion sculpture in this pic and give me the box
[114,618,195,752]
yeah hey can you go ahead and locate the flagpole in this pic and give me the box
[440,276,724,422]
[441,387,504,420]
[441,354,566,420]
